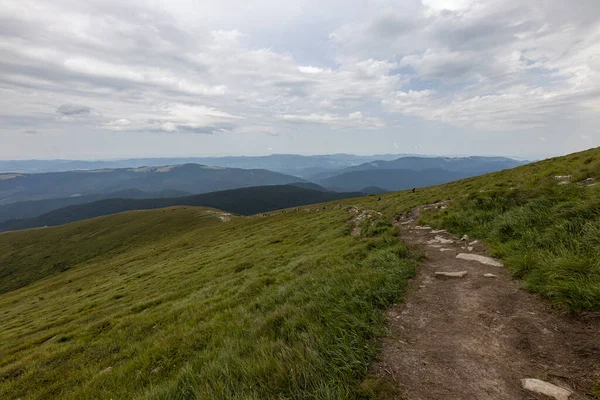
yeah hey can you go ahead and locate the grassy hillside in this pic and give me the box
[1,147,599,399]
[0,205,417,399]
[0,185,363,232]
[346,146,600,311]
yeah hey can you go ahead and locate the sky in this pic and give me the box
[1,0,599,160]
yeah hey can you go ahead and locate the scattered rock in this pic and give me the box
[431,229,446,234]
[99,366,113,375]
[558,181,570,185]
[521,379,572,400]
[151,367,161,374]
[427,236,454,244]
[554,175,572,181]
[581,177,596,186]
[414,225,432,230]
[456,253,504,267]
[469,240,479,245]
[468,246,474,252]
[435,271,468,278]
[484,273,498,278]
[428,244,442,248]
[440,248,453,252]
[460,235,469,241]
[400,220,413,225]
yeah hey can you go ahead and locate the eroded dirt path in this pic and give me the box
[373,208,600,400]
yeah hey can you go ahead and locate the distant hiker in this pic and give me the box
[412,188,416,193]
[377,197,381,201]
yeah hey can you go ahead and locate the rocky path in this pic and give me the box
[372,209,599,400]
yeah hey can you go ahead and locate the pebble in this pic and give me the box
[521,379,572,400]
[435,271,468,278]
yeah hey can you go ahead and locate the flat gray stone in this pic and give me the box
[456,253,503,267]
[435,271,468,278]
[484,273,498,278]
[521,379,572,400]
[427,236,454,245]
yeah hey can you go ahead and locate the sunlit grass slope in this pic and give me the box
[0,206,416,399]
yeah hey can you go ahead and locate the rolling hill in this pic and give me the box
[0,189,190,223]
[319,168,469,192]
[0,185,364,232]
[0,147,598,399]
[0,164,304,205]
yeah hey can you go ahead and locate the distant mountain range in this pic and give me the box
[0,164,304,205]
[0,154,421,177]
[0,155,528,229]
[315,156,526,192]
[0,185,364,232]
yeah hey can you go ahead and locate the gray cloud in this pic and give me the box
[57,104,92,116]
[0,0,598,160]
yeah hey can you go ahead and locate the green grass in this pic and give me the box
[420,185,600,311]
[0,206,417,399]
[336,147,600,312]
[1,146,600,398]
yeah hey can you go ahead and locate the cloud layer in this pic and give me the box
[1,0,599,159]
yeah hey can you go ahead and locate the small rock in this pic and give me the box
[431,229,446,234]
[99,366,113,375]
[151,367,161,374]
[414,225,432,230]
[468,246,474,251]
[456,253,503,267]
[440,248,453,252]
[521,379,572,400]
[460,234,469,241]
[554,175,572,181]
[469,240,479,245]
[427,236,454,244]
[484,273,498,278]
[400,220,413,225]
[435,271,468,278]
[581,177,596,185]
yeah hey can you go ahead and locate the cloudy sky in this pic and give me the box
[1,0,599,159]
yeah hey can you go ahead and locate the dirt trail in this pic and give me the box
[373,208,600,400]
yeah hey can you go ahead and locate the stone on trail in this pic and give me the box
[521,379,572,400]
[460,234,469,241]
[484,273,498,278]
[468,246,474,252]
[427,236,454,245]
[440,248,453,252]
[456,253,503,267]
[469,240,479,245]
[431,229,446,234]
[414,225,432,230]
[435,271,468,278]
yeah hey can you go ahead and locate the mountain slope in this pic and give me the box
[0,164,304,205]
[320,168,469,192]
[0,203,416,399]
[0,185,363,232]
[0,189,190,223]
[0,147,599,399]
[312,155,525,181]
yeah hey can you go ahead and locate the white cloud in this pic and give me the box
[0,0,599,158]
